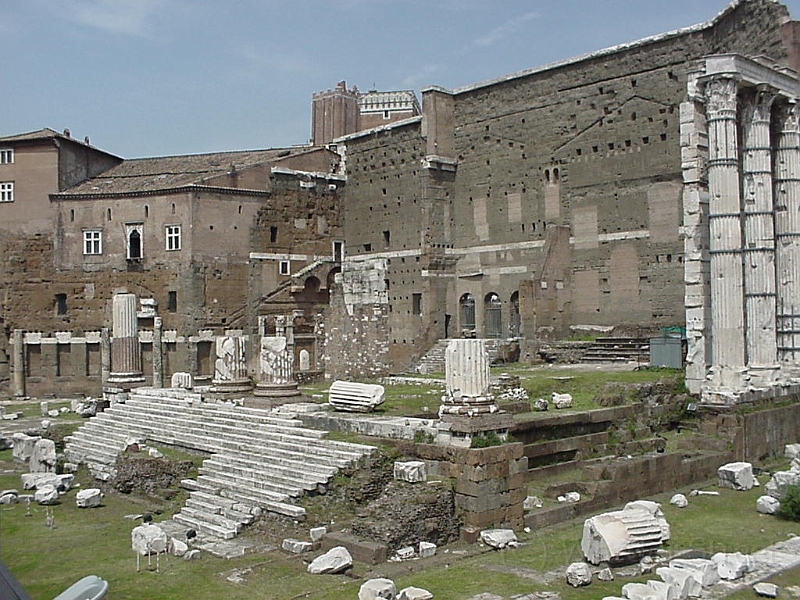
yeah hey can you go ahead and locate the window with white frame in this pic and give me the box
[0,149,13,164]
[83,230,102,255]
[279,260,290,275]
[165,225,181,251]
[0,182,13,202]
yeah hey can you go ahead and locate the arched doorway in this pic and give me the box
[459,293,476,335]
[509,291,520,337]
[484,293,502,339]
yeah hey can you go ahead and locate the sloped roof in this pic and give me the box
[57,147,312,197]
[0,127,67,143]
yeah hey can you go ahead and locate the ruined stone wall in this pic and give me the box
[322,260,391,379]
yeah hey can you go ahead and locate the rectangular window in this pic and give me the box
[0,182,13,202]
[0,149,13,164]
[167,291,177,313]
[412,293,422,316]
[165,225,181,251]
[279,260,290,275]
[55,293,67,316]
[83,230,102,255]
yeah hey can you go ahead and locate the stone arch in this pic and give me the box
[459,293,476,334]
[484,292,502,339]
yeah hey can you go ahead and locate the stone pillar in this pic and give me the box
[152,316,163,389]
[100,327,110,386]
[680,73,713,395]
[107,293,145,386]
[705,76,746,390]
[12,329,25,397]
[210,333,252,393]
[774,100,800,372]
[741,86,779,384]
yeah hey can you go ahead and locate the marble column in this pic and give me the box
[12,329,25,397]
[152,316,163,389]
[705,76,746,389]
[741,86,778,384]
[107,293,145,386]
[774,99,800,370]
[210,333,252,393]
[254,335,300,398]
[440,338,496,415]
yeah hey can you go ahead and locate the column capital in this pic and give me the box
[703,75,739,115]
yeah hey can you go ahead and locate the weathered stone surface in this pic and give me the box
[308,546,353,574]
[12,433,38,464]
[785,444,800,460]
[394,461,426,483]
[625,500,670,541]
[397,587,433,600]
[711,551,752,581]
[171,372,193,389]
[170,538,188,557]
[358,578,396,600]
[597,567,614,582]
[524,495,543,510]
[418,541,436,558]
[329,381,385,412]
[310,526,327,542]
[395,546,415,560]
[131,524,168,555]
[757,495,781,514]
[282,538,313,554]
[479,528,517,549]
[657,565,702,599]
[582,505,667,565]
[717,462,755,491]
[533,398,549,411]
[668,558,720,587]
[21,473,73,491]
[565,562,592,587]
[75,488,103,508]
[34,484,59,505]
[765,469,800,499]
[0,490,18,505]
[183,549,201,560]
[552,392,573,409]
[753,582,779,598]
[670,494,688,508]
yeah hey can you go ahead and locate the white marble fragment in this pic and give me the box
[307,546,352,574]
[394,461,427,483]
[670,494,688,508]
[76,488,103,508]
[565,562,592,587]
[282,538,313,554]
[34,484,59,505]
[358,578,396,600]
[756,495,781,514]
[131,524,168,555]
[717,462,755,491]
[398,587,433,600]
[711,552,752,581]
[419,541,436,558]
[479,528,518,549]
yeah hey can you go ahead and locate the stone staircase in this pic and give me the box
[415,339,503,374]
[64,388,376,540]
[581,337,650,363]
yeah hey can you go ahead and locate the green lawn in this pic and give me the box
[3,447,799,600]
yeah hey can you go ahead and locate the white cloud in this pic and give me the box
[56,0,169,36]
[473,10,540,48]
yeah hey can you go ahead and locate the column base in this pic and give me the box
[253,381,301,398]
[209,378,253,393]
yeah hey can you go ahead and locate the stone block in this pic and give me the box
[394,461,426,483]
[307,546,352,574]
[320,531,387,565]
[717,462,755,491]
[282,538,313,554]
[358,578,396,600]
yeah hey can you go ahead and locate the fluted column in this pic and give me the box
[210,333,252,393]
[705,76,746,388]
[774,100,800,371]
[107,293,145,385]
[440,338,496,415]
[12,329,25,397]
[741,86,778,384]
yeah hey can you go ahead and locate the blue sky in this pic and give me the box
[4,0,800,158]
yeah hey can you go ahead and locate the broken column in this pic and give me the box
[439,339,514,446]
[254,317,301,401]
[209,332,252,393]
[106,293,145,388]
[741,86,779,385]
